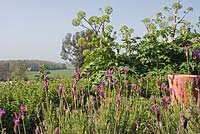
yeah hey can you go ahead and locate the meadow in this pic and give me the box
[26,68,74,80]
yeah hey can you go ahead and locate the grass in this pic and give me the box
[27,68,74,80]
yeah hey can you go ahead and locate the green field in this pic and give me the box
[27,68,74,80]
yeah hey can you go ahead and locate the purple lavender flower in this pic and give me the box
[43,75,49,91]
[148,105,155,115]
[55,127,59,134]
[131,83,136,90]
[156,106,161,121]
[161,83,167,93]
[99,82,105,104]
[193,49,200,64]
[113,66,117,74]
[94,84,99,95]
[99,88,104,98]
[73,67,82,80]
[118,86,122,93]
[106,69,112,80]
[0,108,6,121]
[195,77,200,86]
[99,82,105,91]
[37,107,42,118]
[58,83,63,97]
[20,105,27,115]
[124,66,129,75]
[161,96,168,109]
[152,96,156,104]
[13,112,21,133]
[113,79,118,86]
[156,78,161,86]
[35,125,40,134]
[116,93,121,106]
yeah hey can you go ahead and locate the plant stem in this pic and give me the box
[45,91,49,111]
[18,125,21,134]
[0,121,4,134]
[22,119,26,134]
[187,55,189,75]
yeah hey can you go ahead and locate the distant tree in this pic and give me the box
[60,29,93,67]
[0,62,10,81]
[11,60,27,80]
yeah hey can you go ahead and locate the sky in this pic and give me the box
[0,0,199,63]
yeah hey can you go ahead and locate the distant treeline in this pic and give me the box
[0,60,67,81]
[24,60,67,71]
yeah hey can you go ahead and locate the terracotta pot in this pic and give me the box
[168,74,200,105]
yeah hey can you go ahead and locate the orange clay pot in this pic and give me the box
[168,74,199,105]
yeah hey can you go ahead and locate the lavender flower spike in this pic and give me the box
[20,105,27,114]
[0,108,6,121]
[55,127,59,134]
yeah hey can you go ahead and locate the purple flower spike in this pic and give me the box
[113,67,117,74]
[43,75,49,91]
[193,49,200,64]
[100,82,105,91]
[13,112,21,133]
[148,105,155,115]
[118,86,122,93]
[125,80,129,87]
[162,96,168,109]
[131,83,136,90]
[161,83,167,93]
[37,107,42,118]
[55,127,59,134]
[152,96,156,104]
[116,93,121,106]
[99,82,105,99]
[107,69,112,80]
[113,79,118,86]
[94,84,99,94]
[156,106,161,121]
[20,105,27,114]
[156,78,161,86]
[35,125,40,134]
[124,66,129,75]
[73,67,82,80]
[0,108,6,121]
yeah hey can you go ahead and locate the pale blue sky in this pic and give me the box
[0,0,199,62]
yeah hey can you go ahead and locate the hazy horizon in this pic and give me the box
[0,0,199,63]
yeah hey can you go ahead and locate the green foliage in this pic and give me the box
[136,1,199,76]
